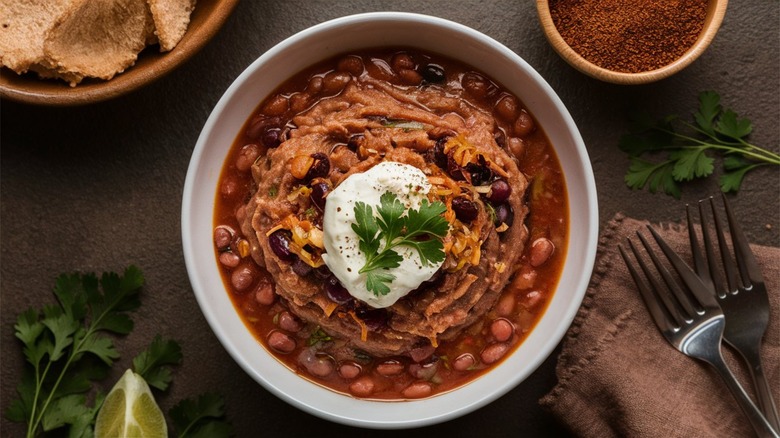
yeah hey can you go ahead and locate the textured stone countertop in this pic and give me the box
[2,1,778,437]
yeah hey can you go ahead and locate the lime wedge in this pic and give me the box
[94,369,167,438]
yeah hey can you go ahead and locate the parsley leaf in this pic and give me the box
[353,192,449,296]
[133,335,183,391]
[170,393,231,438]
[620,91,779,198]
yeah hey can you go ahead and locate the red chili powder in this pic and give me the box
[549,0,709,73]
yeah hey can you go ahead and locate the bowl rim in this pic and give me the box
[0,0,239,106]
[182,11,599,429]
[536,0,729,84]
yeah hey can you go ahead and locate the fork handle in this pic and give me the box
[739,343,780,432]
[707,352,779,438]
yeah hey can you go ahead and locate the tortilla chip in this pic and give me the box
[43,0,152,84]
[148,0,195,52]
[0,0,74,73]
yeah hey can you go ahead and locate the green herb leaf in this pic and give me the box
[170,393,231,438]
[353,192,449,295]
[133,335,183,391]
[620,90,779,196]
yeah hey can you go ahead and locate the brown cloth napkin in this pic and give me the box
[540,214,780,438]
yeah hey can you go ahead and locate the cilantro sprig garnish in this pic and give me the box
[620,90,779,198]
[6,266,231,438]
[352,192,449,296]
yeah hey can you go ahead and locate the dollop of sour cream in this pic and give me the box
[322,161,444,308]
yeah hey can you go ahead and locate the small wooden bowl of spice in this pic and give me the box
[537,0,728,84]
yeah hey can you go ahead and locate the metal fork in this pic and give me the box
[619,227,779,438]
[688,194,780,431]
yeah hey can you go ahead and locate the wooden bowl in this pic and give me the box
[0,0,239,106]
[536,0,728,84]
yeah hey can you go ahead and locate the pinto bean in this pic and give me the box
[398,68,423,85]
[495,293,516,317]
[337,55,364,76]
[408,360,438,380]
[529,237,555,267]
[490,318,515,342]
[513,110,535,137]
[495,95,519,122]
[231,265,255,291]
[220,177,237,197]
[402,382,432,399]
[235,143,260,172]
[289,92,311,113]
[214,226,233,249]
[452,353,476,371]
[339,362,362,379]
[262,95,289,116]
[462,72,490,99]
[391,52,415,71]
[349,376,375,397]
[521,290,544,311]
[219,251,240,268]
[267,330,296,354]
[255,282,275,306]
[480,342,510,364]
[299,349,334,377]
[278,311,303,332]
[322,71,351,95]
[507,137,526,159]
[376,360,405,377]
[306,75,323,94]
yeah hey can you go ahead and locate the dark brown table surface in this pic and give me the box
[2,1,778,437]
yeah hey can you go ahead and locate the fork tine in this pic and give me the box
[721,193,763,286]
[687,204,716,293]
[709,197,741,293]
[619,243,677,331]
[634,231,696,324]
[645,225,720,311]
[699,198,727,298]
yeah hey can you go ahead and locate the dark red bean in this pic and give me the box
[487,179,512,203]
[429,137,449,169]
[402,381,432,399]
[391,53,415,72]
[514,110,535,137]
[495,95,519,122]
[349,376,375,397]
[398,68,423,85]
[480,342,510,364]
[279,311,303,332]
[494,203,514,227]
[452,196,479,223]
[420,64,445,83]
[310,182,329,211]
[346,133,365,151]
[255,282,275,305]
[490,318,515,342]
[214,226,233,249]
[299,350,335,377]
[262,95,289,116]
[231,265,255,291]
[268,230,295,262]
[408,358,438,380]
[292,259,313,277]
[322,71,351,95]
[355,307,388,330]
[246,116,281,142]
[337,55,364,76]
[339,362,362,379]
[219,252,240,268]
[235,143,260,172]
[466,161,492,186]
[376,360,405,376]
[452,353,476,371]
[462,72,490,99]
[262,128,281,148]
[409,344,435,363]
[268,330,296,353]
[529,238,555,267]
[325,277,352,304]
[305,153,330,180]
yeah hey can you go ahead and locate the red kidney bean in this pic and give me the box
[255,282,275,305]
[490,318,515,342]
[231,265,255,291]
[309,181,329,211]
[513,110,535,137]
[339,362,362,379]
[322,71,351,95]
[305,153,330,180]
[299,349,334,377]
[522,290,544,311]
[325,276,352,304]
[278,311,303,332]
[462,72,490,99]
[235,143,260,172]
[495,293,516,317]
[494,203,514,227]
[376,360,405,377]
[529,238,555,267]
[495,95,519,122]
[337,55,364,76]
[402,382,432,399]
[214,226,233,249]
[452,353,476,371]
[349,376,375,397]
[480,342,510,364]
[267,330,296,354]
[451,196,479,223]
[261,95,288,116]
[291,259,312,277]
[219,251,240,268]
[268,230,295,262]
[261,128,281,148]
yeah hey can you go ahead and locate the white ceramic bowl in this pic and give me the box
[182,12,598,429]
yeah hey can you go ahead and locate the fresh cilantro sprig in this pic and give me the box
[6,267,232,438]
[170,393,231,438]
[352,191,449,296]
[620,90,779,198]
